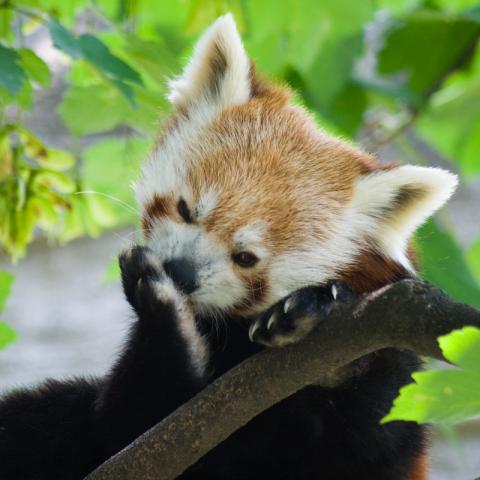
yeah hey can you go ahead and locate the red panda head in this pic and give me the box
[135,14,457,317]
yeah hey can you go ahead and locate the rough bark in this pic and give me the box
[84,279,480,480]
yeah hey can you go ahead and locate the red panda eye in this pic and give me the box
[232,252,259,268]
[177,198,192,223]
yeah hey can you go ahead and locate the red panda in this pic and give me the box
[0,14,456,480]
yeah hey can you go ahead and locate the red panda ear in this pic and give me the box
[167,14,251,112]
[351,165,458,270]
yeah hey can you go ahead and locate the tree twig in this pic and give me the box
[84,279,480,480]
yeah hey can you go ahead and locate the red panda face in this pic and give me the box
[135,15,457,317]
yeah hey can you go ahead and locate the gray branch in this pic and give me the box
[84,279,480,480]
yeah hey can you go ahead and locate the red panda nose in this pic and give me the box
[163,258,198,294]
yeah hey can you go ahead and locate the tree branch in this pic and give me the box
[84,279,480,480]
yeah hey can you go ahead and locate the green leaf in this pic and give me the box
[186,0,245,33]
[288,0,374,136]
[0,9,14,41]
[77,34,143,86]
[58,83,132,135]
[440,326,480,369]
[32,171,76,194]
[383,327,480,426]
[121,36,179,85]
[38,148,75,171]
[82,137,149,224]
[104,256,121,283]
[467,239,480,284]
[0,270,14,312]
[377,10,480,107]
[0,43,27,96]
[19,128,75,170]
[416,219,480,308]
[416,50,480,179]
[0,76,33,108]
[17,48,51,87]
[48,20,142,103]
[27,195,60,229]
[60,194,116,242]
[48,19,82,58]
[0,322,16,350]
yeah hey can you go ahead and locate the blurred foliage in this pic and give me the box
[0,0,478,395]
[0,270,15,350]
[383,327,480,426]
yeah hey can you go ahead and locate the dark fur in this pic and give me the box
[0,247,425,480]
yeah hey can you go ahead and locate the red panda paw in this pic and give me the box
[119,245,185,319]
[248,281,353,348]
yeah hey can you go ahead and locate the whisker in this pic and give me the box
[112,229,145,245]
[75,191,140,216]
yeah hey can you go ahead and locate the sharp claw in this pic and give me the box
[331,283,338,300]
[249,321,260,342]
[283,298,293,314]
[267,313,277,331]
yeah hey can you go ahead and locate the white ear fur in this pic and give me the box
[167,14,251,110]
[351,165,458,270]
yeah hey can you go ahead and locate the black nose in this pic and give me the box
[163,258,198,294]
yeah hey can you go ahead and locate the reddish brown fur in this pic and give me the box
[233,273,269,313]
[339,249,412,294]
[186,77,367,254]
[142,194,172,235]
[408,453,429,480]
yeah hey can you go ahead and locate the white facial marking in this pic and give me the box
[148,218,245,315]
[135,101,219,207]
[195,187,218,220]
[233,221,269,259]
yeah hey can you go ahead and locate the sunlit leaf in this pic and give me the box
[17,48,51,87]
[0,9,14,41]
[58,83,132,135]
[0,322,16,350]
[19,128,75,171]
[38,148,75,171]
[33,171,76,194]
[186,0,245,33]
[60,194,116,242]
[0,270,14,312]
[121,36,179,84]
[104,256,121,283]
[28,195,60,229]
[383,327,480,425]
[82,136,149,224]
